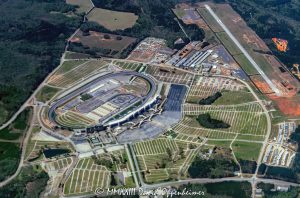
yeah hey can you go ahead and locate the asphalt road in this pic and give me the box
[204,4,281,96]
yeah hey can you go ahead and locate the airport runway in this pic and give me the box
[205,4,281,96]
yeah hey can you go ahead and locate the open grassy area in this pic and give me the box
[216,32,242,55]
[55,60,88,75]
[213,90,255,105]
[87,8,138,31]
[232,141,262,161]
[206,140,232,148]
[234,54,259,75]
[36,85,61,103]
[0,107,32,140]
[197,8,223,33]
[48,60,108,88]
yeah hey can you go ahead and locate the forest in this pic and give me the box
[0,0,82,125]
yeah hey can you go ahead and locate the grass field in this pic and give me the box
[213,90,255,105]
[216,32,242,55]
[0,107,32,140]
[54,60,88,75]
[36,85,61,103]
[197,8,223,33]
[233,54,259,75]
[232,141,262,161]
[87,8,138,31]
[66,0,93,13]
[47,60,109,88]
[113,60,143,71]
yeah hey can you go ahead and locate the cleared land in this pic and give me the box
[87,8,138,31]
[70,31,136,57]
[35,85,61,103]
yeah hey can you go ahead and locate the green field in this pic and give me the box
[0,107,32,140]
[232,141,262,161]
[55,60,88,75]
[213,90,255,105]
[197,8,223,33]
[234,54,259,75]
[216,32,242,55]
[48,60,108,88]
[36,85,61,103]
[87,8,138,31]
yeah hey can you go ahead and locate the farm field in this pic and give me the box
[36,85,61,103]
[47,60,109,88]
[133,138,203,183]
[87,8,138,31]
[66,0,93,13]
[64,157,110,195]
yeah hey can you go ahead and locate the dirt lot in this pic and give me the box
[87,8,138,31]
[70,30,136,57]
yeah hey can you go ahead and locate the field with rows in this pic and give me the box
[64,157,110,195]
[47,60,109,88]
[133,138,203,183]
[112,60,143,71]
[45,157,73,171]
[55,111,95,129]
[171,102,267,142]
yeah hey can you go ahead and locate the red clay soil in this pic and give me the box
[269,94,300,116]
